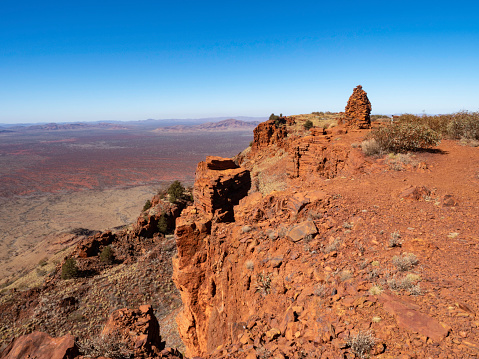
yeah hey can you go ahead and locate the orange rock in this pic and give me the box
[344,85,372,129]
[0,331,78,359]
[378,293,450,342]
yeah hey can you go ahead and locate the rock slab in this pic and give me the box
[0,331,78,359]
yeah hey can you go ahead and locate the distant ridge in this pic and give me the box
[14,122,128,131]
[152,118,260,133]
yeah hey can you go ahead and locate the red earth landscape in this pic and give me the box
[1,98,479,359]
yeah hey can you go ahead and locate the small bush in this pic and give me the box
[100,246,114,264]
[255,272,272,296]
[142,200,152,212]
[347,330,376,359]
[409,283,423,296]
[367,122,440,153]
[388,231,402,247]
[61,258,79,280]
[157,213,168,234]
[369,285,383,295]
[303,120,313,130]
[269,113,279,122]
[361,139,383,156]
[392,253,418,271]
[167,180,185,203]
[388,276,414,291]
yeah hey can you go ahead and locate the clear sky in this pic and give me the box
[1,0,478,123]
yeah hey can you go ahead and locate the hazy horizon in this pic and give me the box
[1,1,478,124]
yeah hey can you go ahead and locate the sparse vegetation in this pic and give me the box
[157,213,168,234]
[365,122,440,154]
[61,258,79,280]
[370,114,390,121]
[100,246,114,265]
[255,272,272,296]
[245,260,254,271]
[303,120,313,130]
[396,111,479,140]
[386,153,419,171]
[347,330,376,359]
[78,331,132,359]
[388,231,402,247]
[142,199,152,212]
[369,285,383,295]
[167,180,185,203]
[269,113,279,122]
[392,253,418,271]
[361,139,383,156]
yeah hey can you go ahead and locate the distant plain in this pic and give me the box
[0,124,254,283]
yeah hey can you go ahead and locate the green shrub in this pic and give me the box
[157,213,168,234]
[367,122,440,153]
[303,120,313,130]
[395,111,479,140]
[269,113,279,122]
[61,258,79,280]
[142,199,152,212]
[167,180,185,203]
[100,246,114,264]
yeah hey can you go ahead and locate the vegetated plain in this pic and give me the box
[0,122,254,284]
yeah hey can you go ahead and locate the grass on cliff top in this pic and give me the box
[290,113,339,134]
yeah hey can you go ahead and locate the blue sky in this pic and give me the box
[1,1,478,123]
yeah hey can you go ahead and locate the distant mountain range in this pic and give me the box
[0,117,266,132]
[152,118,260,133]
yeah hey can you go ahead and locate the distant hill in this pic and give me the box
[18,122,128,131]
[153,118,260,133]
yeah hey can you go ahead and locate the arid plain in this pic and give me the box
[0,121,255,284]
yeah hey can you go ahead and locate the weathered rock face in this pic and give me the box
[173,185,332,357]
[173,157,253,357]
[100,304,163,357]
[0,331,79,359]
[344,85,372,129]
[251,118,289,151]
[134,199,184,238]
[194,156,251,222]
[287,126,366,179]
[74,231,116,258]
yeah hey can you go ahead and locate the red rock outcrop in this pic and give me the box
[100,304,164,357]
[251,118,290,151]
[74,231,116,258]
[344,85,372,129]
[287,125,366,179]
[0,331,79,359]
[134,199,184,238]
[193,156,251,222]
[173,185,333,357]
